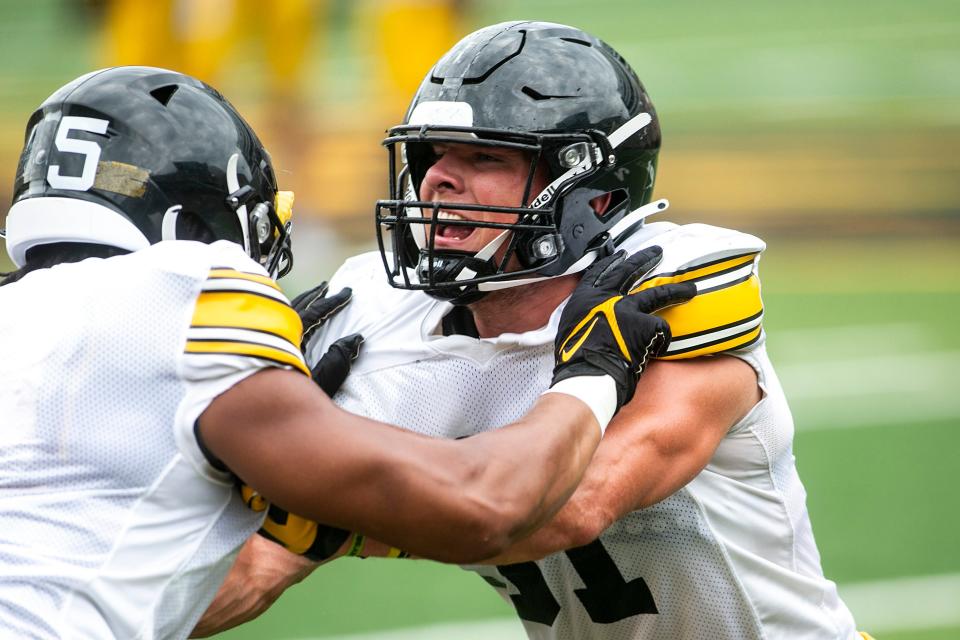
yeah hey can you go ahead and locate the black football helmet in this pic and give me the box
[3,66,293,277]
[375,21,663,304]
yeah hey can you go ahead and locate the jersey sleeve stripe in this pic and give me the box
[670,308,763,341]
[201,280,288,302]
[696,270,754,296]
[191,290,302,348]
[184,340,310,376]
[187,278,307,374]
[628,251,760,292]
[665,250,758,278]
[187,326,301,353]
[661,325,763,359]
[650,271,764,360]
[656,275,762,336]
[208,267,282,291]
[186,330,302,367]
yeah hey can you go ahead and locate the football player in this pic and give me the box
[0,65,694,639]
[198,21,873,640]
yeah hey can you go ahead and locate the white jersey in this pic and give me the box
[307,222,858,639]
[0,240,307,639]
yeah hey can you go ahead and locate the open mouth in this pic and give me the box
[434,211,476,243]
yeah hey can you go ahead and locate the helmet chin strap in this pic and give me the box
[452,229,511,282]
[475,198,670,292]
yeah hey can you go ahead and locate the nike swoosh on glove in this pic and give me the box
[553,245,697,412]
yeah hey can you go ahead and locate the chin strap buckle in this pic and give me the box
[588,232,614,261]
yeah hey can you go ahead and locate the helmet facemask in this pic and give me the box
[222,154,294,279]
[374,21,663,303]
[375,111,656,304]
[376,124,617,303]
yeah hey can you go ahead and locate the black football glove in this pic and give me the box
[553,246,697,412]
[290,281,364,397]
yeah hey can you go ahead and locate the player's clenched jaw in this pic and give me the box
[418,142,550,268]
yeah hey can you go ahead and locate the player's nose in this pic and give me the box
[420,153,465,198]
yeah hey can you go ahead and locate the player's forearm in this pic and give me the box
[477,512,594,565]
[476,464,616,565]
[204,370,600,563]
[464,392,602,546]
[482,358,763,564]
[329,392,600,563]
[190,535,319,637]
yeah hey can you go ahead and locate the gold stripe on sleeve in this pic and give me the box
[655,274,763,338]
[191,290,303,348]
[650,273,764,359]
[628,252,759,292]
[207,268,282,291]
[185,340,309,376]
[660,325,763,360]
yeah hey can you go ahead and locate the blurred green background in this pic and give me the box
[1,1,958,638]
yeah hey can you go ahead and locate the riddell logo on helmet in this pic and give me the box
[532,185,556,209]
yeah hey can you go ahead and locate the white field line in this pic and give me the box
[840,572,960,634]
[765,322,960,429]
[769,323,937,360]
[778,351,960,399]
[305,573,960,639]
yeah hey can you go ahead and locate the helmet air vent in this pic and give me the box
[149,84,179,106]
[521,86,579,101]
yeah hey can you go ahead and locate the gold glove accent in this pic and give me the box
[558,296,630,363]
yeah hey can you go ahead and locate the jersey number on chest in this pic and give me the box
[494,539,658,626]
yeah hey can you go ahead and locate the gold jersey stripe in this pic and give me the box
[191,290,302,347]
[660,325,762,360]
[655,274,763,338]
[207,268,282,291]
[629,252,759,292]
[185,340,309,376]
[670,308,763,342]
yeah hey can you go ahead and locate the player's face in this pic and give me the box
[418,142,550,262]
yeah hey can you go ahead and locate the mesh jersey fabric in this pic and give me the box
[305,222,858,640]
[0,240,304,639]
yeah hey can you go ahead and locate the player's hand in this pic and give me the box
[290,281,364,396]
[553,246,696,412]
[189,535,319,638]
[290,281,350,346]
[310,333,364,397]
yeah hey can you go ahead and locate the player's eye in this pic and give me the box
[429,143,447,158]
[473,151,502,163]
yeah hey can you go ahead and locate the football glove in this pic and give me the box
[290,281,364,397]
[240,486,350,562]
[553,246,697,412]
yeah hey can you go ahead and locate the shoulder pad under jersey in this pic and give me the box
[624,223,766,360]
[183,241,308,376]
